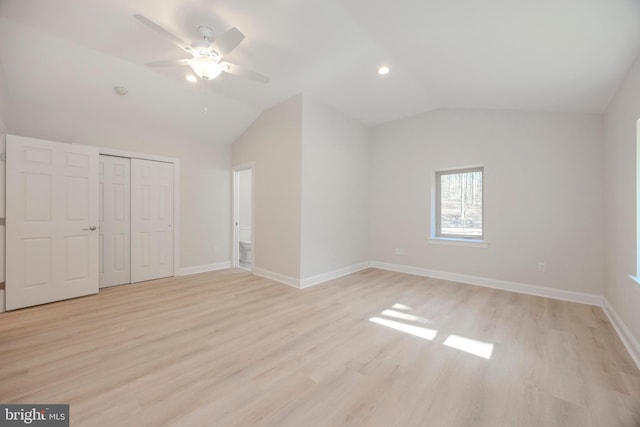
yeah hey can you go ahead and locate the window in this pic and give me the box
[435,167,484,239]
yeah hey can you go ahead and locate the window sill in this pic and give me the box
[627,274,640,286]
[428,237,489,249]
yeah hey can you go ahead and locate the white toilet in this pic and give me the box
[239,228,252,263]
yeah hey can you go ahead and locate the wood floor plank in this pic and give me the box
[0,268,638,426]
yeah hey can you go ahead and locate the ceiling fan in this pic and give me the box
[134,14,269,83]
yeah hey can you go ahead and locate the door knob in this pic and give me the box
[83,226,97,231]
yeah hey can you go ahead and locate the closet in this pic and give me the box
[5,135,177,310]
[99,155,174,287]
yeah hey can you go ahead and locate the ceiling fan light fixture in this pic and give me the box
[188,57,222,80]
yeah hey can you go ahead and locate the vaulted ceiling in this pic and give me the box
[1,0,639,145]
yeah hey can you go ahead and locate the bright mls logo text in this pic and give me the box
[1,404,69,426]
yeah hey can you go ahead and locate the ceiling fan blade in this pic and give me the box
[133,14,191,53]
[221,62,269,83]
[211,27,245,58]
[145,59,189,68]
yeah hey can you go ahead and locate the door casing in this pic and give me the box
[232,163,254,270]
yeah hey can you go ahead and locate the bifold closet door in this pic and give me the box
[6,135,99,310]
[99,155,131,288]
[131,159,174,282]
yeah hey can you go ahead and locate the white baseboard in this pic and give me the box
[371,261,603,306]
[252,267,300,288]
[253,262,372,289]
[178,262,231,276]
[300,262,372,289]
[602,298,640,370]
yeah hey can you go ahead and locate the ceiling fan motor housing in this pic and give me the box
[191,38,220,60]
[197,26,215,41]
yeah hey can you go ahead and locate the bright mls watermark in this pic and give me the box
[1,405,69,426]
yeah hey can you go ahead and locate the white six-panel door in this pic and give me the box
[131,159,174,282]
[99,155,131,288]
[6,135,99,310]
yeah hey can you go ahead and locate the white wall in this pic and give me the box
[604,54,640,344]
[300,95,370,279]
[370,109,604,295]
[232,95,303,280]
[4,107,232,271]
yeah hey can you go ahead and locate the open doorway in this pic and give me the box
[233,165,253,271]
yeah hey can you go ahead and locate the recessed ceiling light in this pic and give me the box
[186,74,198,83]
[113,85,128,96]
[378,66,390,76]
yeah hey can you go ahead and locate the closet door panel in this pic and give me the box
[131,159,174,282]
[99,155,131,288]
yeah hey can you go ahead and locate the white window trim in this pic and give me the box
[628,274,640,286]
[428,237,489,248]
[433,165,485,242]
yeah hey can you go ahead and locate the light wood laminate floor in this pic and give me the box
[0,268,638,426]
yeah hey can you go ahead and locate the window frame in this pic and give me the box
[435,166,484,240]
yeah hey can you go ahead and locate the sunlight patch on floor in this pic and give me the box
[381,309,431,324]
[369,316,438,340]
[443,334,494,359]
[371,304,494,360]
